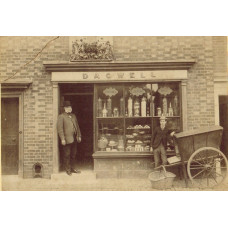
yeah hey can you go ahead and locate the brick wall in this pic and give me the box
[1,36,226,178]
[212,36,227,77]
[113,36,217,129]
[0,36,69,178]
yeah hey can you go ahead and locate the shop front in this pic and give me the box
[45,61,195,178]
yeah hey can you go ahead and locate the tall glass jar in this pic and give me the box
[162,96,168,116]
[141,97,147,117]
[120,97,124,116]
[128,97,133,117]
[107,97,112,117]
[134,98,140,117]
[98,98,102,117]
[168,103,174,116]
[102,103,108,117]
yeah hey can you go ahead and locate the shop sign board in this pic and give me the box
[51,70,187,82]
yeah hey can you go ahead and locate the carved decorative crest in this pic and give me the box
[103,87,118,97]
[70,37,114,62]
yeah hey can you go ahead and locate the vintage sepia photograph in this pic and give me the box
[2,2,228,228]
[1,36,228,191]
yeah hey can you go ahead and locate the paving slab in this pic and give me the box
[1,171,228,191]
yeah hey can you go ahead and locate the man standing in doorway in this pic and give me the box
[57,101,81,176]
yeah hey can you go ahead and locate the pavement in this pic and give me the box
[1,170,228,191]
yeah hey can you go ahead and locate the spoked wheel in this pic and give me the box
[187,147,228,189]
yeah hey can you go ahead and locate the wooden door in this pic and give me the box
[219,96,228,157]
[1,97,19,174]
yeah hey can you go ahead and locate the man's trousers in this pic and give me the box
[153,143,167,168]
[62,141,77,172]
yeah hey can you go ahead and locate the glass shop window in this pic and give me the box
[94,82,181,153]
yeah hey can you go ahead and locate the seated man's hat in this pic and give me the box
[63,101,71,107]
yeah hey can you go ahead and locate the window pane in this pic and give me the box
[95,82,181,153]
[96,84,124,117]
[125,118,152,152]
[97,118,124,152]
[152,82,180,117]
[125,83,152,117]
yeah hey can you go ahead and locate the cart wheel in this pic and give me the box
[187,147,228,189]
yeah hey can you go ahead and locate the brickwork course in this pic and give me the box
[0,36,227,179]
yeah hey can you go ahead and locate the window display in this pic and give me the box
[97,118,124,152]
[125,118,152,152]
[125,84,152,117]
[96,84,123,117]
[152,83,180,117]
[95,82,181,153]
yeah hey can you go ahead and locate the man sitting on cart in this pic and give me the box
[150,115,175,168]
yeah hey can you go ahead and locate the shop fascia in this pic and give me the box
[51,70,187,82]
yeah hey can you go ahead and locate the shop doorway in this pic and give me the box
[59,84,94,171]
[1,97,19,174]
[219,96,228,157]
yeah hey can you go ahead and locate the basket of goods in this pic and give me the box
[98,136,108,150]
[148,166,176,190]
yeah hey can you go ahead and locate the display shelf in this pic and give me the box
[126,128,151,130]
[99,129,123,131]
[95,83,181,154]
[97,117,124,119]
[94,150,175,155]
[97,116,153,119]
[153,116,180,118]
[93,151,153,159]
[125,116,153,118]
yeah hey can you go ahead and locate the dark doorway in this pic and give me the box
[1,97,19,174]
[219,96,228,157]
[59,83,94,171]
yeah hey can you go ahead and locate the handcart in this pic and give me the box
[152,126,228,189]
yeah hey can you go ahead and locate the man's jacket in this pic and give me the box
[57,112,81,144]
[151,126,172,150]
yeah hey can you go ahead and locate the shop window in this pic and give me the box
[95,82,181,154]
